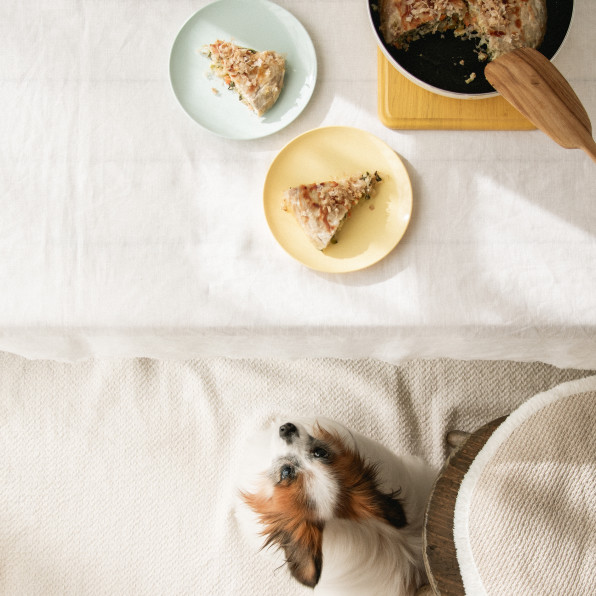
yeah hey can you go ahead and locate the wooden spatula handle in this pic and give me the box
[486,48,596,164]
[581,137,596,164]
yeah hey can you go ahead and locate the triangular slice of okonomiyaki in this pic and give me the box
[282,172,382,250]
[202,40,285,116]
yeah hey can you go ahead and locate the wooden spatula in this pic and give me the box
[485,47,596,164]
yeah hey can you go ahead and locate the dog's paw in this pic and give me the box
[446,430,470,451]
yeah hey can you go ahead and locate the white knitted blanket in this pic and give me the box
[0,352,592,595]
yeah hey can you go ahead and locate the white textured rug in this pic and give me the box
[454,377,596,596]
[0,352,593,595]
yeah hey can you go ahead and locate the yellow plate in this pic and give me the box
[263,126,413,272]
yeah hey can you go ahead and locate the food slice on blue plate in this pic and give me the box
[202,40,285,116]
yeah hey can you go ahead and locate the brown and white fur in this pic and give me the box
[234,417,437,595]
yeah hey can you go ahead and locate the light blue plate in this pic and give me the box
[170,0,317,139]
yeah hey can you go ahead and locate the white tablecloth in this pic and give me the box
[2,0,595,366]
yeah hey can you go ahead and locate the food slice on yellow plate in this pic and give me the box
[263,126,413,273]
[282,172,382,251]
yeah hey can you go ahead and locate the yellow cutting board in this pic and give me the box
[377,48,535,130]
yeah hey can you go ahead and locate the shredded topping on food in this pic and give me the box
[201,40,285,116]
[282,172,382,250]
[379,0,547,61]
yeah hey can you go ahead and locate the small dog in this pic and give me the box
[235,417,437,595]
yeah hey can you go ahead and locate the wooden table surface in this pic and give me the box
[423,417,507,595]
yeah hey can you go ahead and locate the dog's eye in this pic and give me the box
[280,465,294,480]
[313,447,327,459]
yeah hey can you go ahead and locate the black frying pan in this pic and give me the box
[368,0,574,96]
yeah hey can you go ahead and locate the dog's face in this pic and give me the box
[240,419,407,588]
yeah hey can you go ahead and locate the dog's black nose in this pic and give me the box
[279,422,298,442]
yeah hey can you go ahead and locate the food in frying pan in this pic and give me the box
[201,40,285,116]
[282,172,382,250]
[379,0,547,60]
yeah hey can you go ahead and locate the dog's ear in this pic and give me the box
[243,490,324,589]
[282,526,323,588]
[376,490,407,529]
